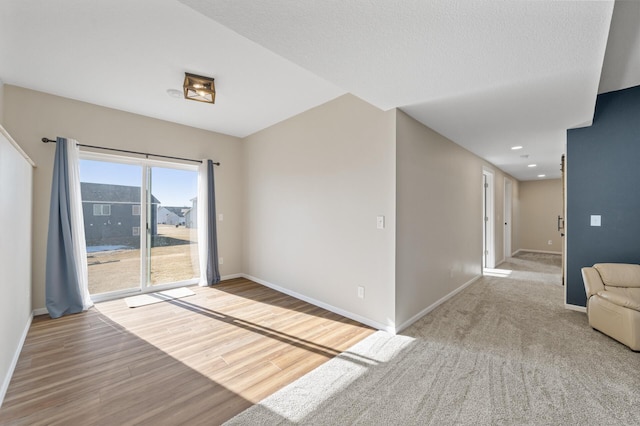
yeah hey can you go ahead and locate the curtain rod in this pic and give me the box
[41,138,220,166]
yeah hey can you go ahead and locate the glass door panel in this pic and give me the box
[148,166,200,286]
[79,159,143,295]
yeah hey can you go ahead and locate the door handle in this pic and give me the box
[557,215,564,232]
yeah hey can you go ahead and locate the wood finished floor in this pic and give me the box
[0,278,374,425]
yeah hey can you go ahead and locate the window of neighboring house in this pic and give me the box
[132,204,141,216]
[132,226,140,236]
[93,204,111,216]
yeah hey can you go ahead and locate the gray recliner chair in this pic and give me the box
[581,263,640,351]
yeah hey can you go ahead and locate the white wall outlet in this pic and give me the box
[590,215,601,227]
[218,213,224,221]
[376,215,385,229]
[357,286,365,299]
[219,257,224,265]
[548,240,553,245]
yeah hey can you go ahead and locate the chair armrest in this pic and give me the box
[582,267,605,299]
[597,291,640,312]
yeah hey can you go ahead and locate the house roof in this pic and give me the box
[1,1,639,180]
[161,206,188,217]
[81,182,160,204]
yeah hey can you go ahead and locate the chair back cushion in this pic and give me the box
[594,263,640,288]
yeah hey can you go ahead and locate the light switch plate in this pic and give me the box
[376,215,385,229]
[590,215,601,227]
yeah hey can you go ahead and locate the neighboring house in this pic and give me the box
[81,182,159,247]
[184,197,198,229]
[157,206,186,226]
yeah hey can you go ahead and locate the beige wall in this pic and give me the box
[518,179,563,253]
[395,110,518,327]
[3,85,244,311]
[243,94,397,330]
[2,84,526,333]
[0,80,4,125]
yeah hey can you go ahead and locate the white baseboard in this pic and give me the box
[221,273,243,281]
[564,303,587,313]
[242,274,394,334]
[513,249,562,255]
[32,307,48,316]
[395,275,482,334]
[1,312,33,408]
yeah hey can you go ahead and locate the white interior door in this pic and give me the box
[504,178,512,258]
[482,168,495,269]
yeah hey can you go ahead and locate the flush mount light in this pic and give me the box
[183,73,216,104]
[511,146,523,150]
[538,174,546,178]
[528,164,537,168]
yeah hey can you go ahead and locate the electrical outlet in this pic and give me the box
[357,286,365,299]
[376,216,385,229]
[218,213,224,221]
[548,240,553,245]
[219,257,224,265]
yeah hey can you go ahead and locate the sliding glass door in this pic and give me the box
[148,166,199,286]
[79,153,199,297]
[79,159,142,295]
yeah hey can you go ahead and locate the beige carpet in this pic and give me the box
[225,252,640,425]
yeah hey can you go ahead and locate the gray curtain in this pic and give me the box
[45,138,84,318]
[204,159,221,284]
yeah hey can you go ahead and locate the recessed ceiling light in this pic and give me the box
[166,89,182,99]
[538,174,546,178]
[528,164,537,168]
[511,146,523,150]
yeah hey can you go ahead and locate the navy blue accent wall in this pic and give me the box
[566,85,640,307]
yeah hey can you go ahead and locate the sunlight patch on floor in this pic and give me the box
[483,268,513,277]
[262,333,416,422]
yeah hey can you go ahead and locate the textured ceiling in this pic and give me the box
[0,0,345,137]
[180,0,616,180]
[2,1,639,180]
[599,1,640,95]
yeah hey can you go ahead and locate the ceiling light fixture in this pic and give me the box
[511,146,523,150]
[538,174,546,178]
[528,164,537,168]
[183,73,216,104]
